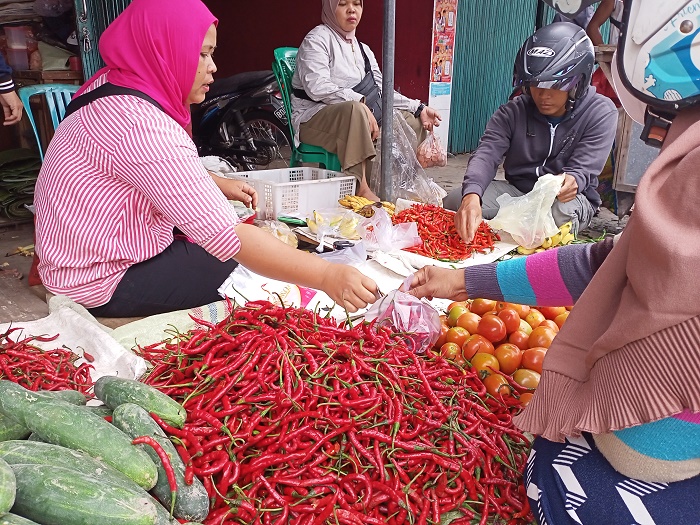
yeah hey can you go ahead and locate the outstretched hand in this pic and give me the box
[321,263,378,313]
[407,266,468,302]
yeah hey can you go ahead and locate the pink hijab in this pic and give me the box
[75,0,217,129]
[322,0,362,43]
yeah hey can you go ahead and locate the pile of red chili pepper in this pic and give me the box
[0,328,93,393]
[392,204,500,262]
[137,301,534,525]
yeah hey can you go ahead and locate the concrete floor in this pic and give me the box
[0,154,628,324]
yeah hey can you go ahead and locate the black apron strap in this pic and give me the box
[64,82,163,119]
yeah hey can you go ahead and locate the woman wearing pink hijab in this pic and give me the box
[33,0,379,318]
[292,0,442,201]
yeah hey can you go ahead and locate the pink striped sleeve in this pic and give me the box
[525,248,573,305]
[116,119,241,261]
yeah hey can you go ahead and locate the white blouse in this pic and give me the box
[291,24,420,142]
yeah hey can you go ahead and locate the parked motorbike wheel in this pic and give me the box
[242,110,292,170]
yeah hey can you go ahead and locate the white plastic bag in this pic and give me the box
[254,219,298,248]
[316,241,367,266]
[357,208,422,253]
[417,132,448,168]
[488,174,564,249]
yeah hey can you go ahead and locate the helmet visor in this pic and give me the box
[524,75,582,92]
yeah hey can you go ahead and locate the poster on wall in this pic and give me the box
[431,0,457,83]
[428,0,458,150]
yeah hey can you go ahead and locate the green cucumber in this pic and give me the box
[112,403,208,522]
[11,463,169,525]
[0,381,157,490]
[82,404,114,418]
[0,440,140,492]
[0,514,41,525]
[0,388,87,442]
[0,457,15,515]
[94,376,186,428]
[0,414,30,443]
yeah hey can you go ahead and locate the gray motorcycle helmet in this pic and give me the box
[514,22,595,100]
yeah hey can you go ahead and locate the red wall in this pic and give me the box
[202,0,433,101]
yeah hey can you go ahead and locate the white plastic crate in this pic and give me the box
[235,167,356,220]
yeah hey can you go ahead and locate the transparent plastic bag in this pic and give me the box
[364,275,441,354]
[254,219,298,248]
[305,208,361,251]
[417,131,448,168]
[357,207,421,253]
[370,111,441,206]
[316,241,367,266]
[487,174,564,249]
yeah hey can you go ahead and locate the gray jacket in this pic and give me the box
[462,86,618,208]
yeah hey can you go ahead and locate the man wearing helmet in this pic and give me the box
[409,1,700,523]
[444,22,618,243]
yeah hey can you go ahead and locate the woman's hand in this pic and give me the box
[420,106,442,132]
[362,103,380,141]
[320,263,378,312]
[408,266,468,302]
[1,91,23,126]
[209,173,258,208]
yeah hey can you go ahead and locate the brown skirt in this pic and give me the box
[299,101,425,181]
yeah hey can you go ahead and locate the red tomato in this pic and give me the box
[528,326,557,349]
[470,352,500,378]
[524,309,546,330]
[538,306,568,320]
[521,347,547,374]
[470,298,497,316]
[461,334,495,360]
[518,392,534,407]
[497,308,521,334]
[513,368,541,389]
[448,301,468,312]
[494,343,523,375]
[539,319,560,333]
[508,330,530,351]
[554,311,570,328]
[453,355,467,368]
[433,324,449,350]
[483,374,511,397]
[509,303,531,319]
[456,311,481,334]
[477,314,507,344]
[440,342,462,361]
[446,326,470,348]
[447,305,469,327]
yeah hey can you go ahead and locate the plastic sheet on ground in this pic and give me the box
[0,295,146,383]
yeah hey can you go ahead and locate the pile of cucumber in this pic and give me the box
[0,378,209,525]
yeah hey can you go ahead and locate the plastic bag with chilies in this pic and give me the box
[363,275,441,354]
[417,131,448,168]
[357,207,421,253]
[369,110,441,206]
[487,174,564,249]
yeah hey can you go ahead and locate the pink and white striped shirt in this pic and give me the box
[34,76,241,308]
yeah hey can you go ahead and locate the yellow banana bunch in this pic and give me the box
[516,221,575,255]
[338,196,396,216]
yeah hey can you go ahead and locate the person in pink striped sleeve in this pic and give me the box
[33,0,378,318]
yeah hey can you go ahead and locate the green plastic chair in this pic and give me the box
[18,83,80,161]
[272,47,342,172]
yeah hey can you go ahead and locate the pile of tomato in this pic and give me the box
[434,299,571,406]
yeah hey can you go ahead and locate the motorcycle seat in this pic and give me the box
[205,70,276,100]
